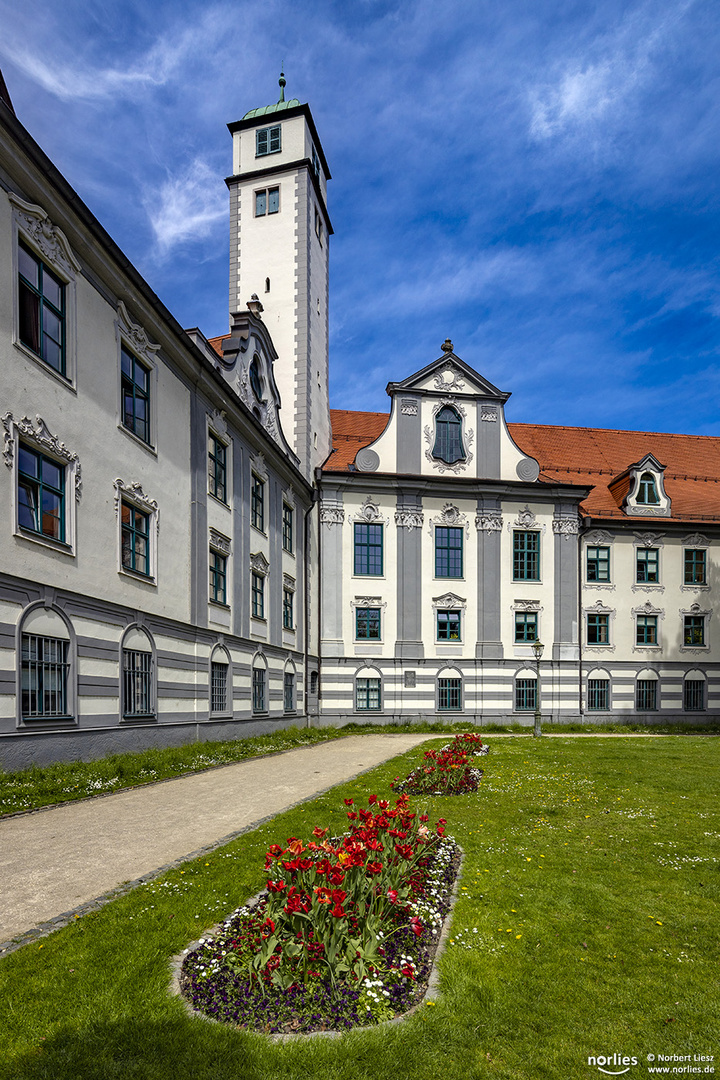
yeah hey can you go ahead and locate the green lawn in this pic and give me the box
[0,736,717,1080]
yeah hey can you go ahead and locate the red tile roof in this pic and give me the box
[207,334,225,357]
[325,410,720,524]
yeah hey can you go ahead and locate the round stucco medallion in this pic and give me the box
[356,448,380,472]
[516,457,540,482]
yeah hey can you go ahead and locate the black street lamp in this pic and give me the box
[531,639,544,737]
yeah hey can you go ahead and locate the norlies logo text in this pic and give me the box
[588,1054,639,1075]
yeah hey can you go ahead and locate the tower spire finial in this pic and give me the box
[278,67,286,103]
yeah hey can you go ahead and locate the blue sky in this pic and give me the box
[2,0,720,434]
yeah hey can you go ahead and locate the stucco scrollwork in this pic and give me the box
[400,398,418,416]
[116,301,161,365]
[475,509,503,532]
[250,452,268,482]
[283,573,296,592]
[9,192,81,278]
[282,487,296,509]
[631,600,664,618]
[209,409,228,440]
[209,528,231,555]
[320,505,345,526]
[633,532,665,548]
[395,509,424,531]
[114,479,158,529]
[481,405,498,422]
[353,496,388,526]
[512,599,543,612]
[552,515,580,540]
[585,599,615,616]
[433,592,467,610]
[432,364,465,393]
[250,551,269,575]
[430,503,469,536]
[4,413,82,500]
[584,529,614,545]
[683,533,710,548]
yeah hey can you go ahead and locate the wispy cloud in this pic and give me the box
[144,158,227,257]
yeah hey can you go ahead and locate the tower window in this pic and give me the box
[256,125,281,156]
[255,188,279,216]
[265,277,270,293]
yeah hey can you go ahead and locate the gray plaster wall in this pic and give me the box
[395,492,424,658]
[475,496,503,659]
[396,396,422,474]
[476,401,502,479]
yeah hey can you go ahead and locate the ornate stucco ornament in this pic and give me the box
[320,505,345,525]
[250,551,269,575]
[9,192,81,278]
[475,509,503,532]
[209,528,231,555]
[114,479,158,527]
[395,509,424,530]
[3,413,82,500]
[552,515,580,540]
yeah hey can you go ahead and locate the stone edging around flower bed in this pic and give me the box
[168,847,464,1041]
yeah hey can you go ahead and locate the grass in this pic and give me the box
[3,719,717,818]
[0,736,718,1079]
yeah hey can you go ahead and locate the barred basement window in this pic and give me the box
[21,634,69,719]
[513,531,539,580]
[636,679,657,711]
[284,672,295,712]
[252,667,266,712]
[684,679,705,712]
[515,678,536,712]
[356,677,381,711]
[587,678,609,711]
[438,677,462,711]
[210,661,228,714]
[123,649,153,718]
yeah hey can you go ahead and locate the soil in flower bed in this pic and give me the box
[179,836,461,1034]
[392,733,490,797]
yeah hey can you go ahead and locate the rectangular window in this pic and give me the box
[684,615,705,647]
[588,678,609,711]
[18,241,65,375]
[586,546,610,582]
[256,125,281,156]
[355,607,381,640]
[254,187,280,216]
[438,678,462,711]
[283,588,294,630]
[251,474,265,531]
[252,667,266,712]
[513,531,540,580]
[210,662,227,714]
[515,678,537,711]
[314,208,323,244]
[122,650,153,718]
[121,346,151,445]
[636,679,657,711]
[437,609,461,641]
[208,434,227,503]
[636,615,658,645]
[282,503,294,552]
[354,522,383,575]
[312,144,321,178]
[587,613,609,645]
[684,549,706,585]
[684,680,705,712]
[514,612,537,643]
[356,677,381,711]
[284,672,295,713]
[18,444,65,542]
[435,526,463,577]
[21,634,69,719]
[636,548,659,583]
[209,550,227,605]
[121,502,150,576]
[251,572,265,618]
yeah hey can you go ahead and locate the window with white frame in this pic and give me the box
[18,241,65,375]
[284,669,296,713]
[586,545,610,582]
[356,674,381,711]
[515,611,538,643]
[121,346,152,446]
[438,676,462,711]
[636,677,657,711]
[255,187,280,216]
[636,548,659,584]
[515,676,536,712]
[208,432,227,504]
[252,661,267,713]
[121,627,154,720]
[587,676,610,711]
[116,480,158,582]
[437,609,461,641]
[210,647,230,715]
[18,605,75,724]
[684,676,705,712]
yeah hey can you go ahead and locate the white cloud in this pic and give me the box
[144,158,226,257]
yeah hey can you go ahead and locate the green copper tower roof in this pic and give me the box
[242,70,301,120]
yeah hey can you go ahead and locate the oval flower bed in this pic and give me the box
[391,733,489,797]
[179,794,460,1034]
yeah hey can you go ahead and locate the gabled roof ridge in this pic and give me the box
[509,421,720,441]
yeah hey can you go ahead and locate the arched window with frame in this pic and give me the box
[432,406,465,465]
[18,604,75,723]
[210,645,231,716]
[121,625,155,720]
[637,472,659,505]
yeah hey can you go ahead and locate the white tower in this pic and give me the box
[226,74,332,479]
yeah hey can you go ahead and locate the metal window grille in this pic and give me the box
[354,522,383,575]
[209,550,227,604]
[17,444,65,542]
[21,634,69,718]
[684,616,705,646]
[513,531,539,580]
[587,613,609,644]
[515,612,537,642]
[252,667,266,712]
[251,475,264,531]
[251,572,264,618]
[282,504,293,551]
[636,548,659,583]
[355,607,381,639]
[356,677,381,711]
[18,241,65,374]
[121,501,150,576]
[636,679,657,711]
[636,615,658,645]
[210,662,227,713]
[432,406,465,464]
[684,680,705,712]
[515,678,537,711]
[435,526,463,577]
[437,610,461,641]
[123,649,153,717]
[586,546,610,582]
[208,435,226,502]
[438,677,462,711]
[283,589,294,629]
[684,549,706,585]
[121,347,151,444]
[588,678,609,711]
[284,672,295,712]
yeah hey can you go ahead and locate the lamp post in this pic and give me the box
[531,639,544,737]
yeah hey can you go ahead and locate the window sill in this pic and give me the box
[209,710,233,719]
[282,547,296,558]
[16,528,74,557]
[121,714,157,723]
[209,600,231,610]
[208,492,231,511]
[20,715,76,726]
[283,626,296,634]
[13,338,76,391]
[251,524,267,537]
[118,422,157,457]
[119,567,156,586]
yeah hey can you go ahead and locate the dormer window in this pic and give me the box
[637,473,659,505]
[432,406,466,465]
